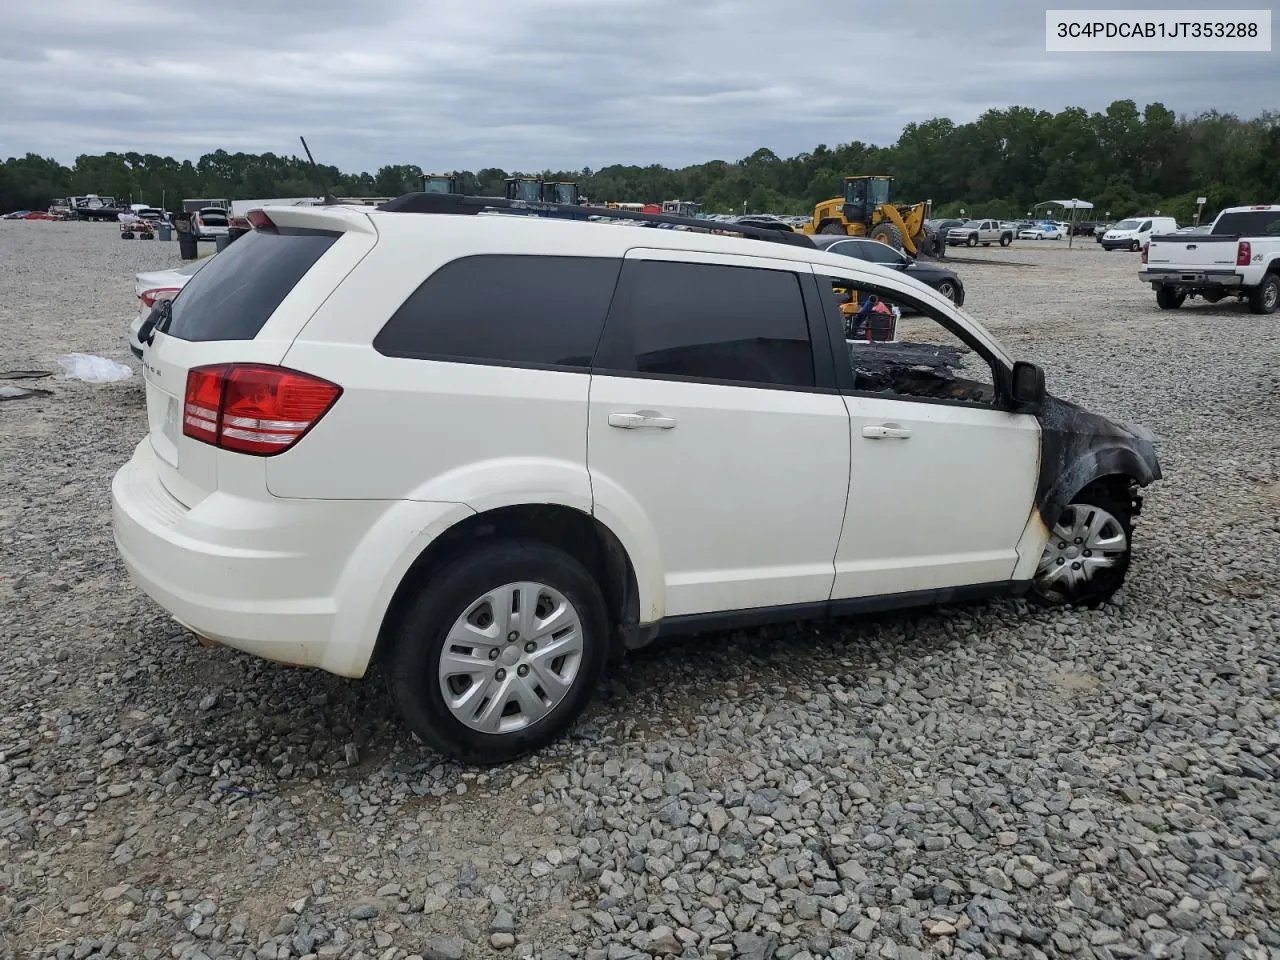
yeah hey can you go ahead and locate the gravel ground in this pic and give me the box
[1,221,1278,960]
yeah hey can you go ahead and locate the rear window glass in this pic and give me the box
[1213,211,1280,236]
[373,255,621,368]
[198,211,228,224]
[165,229,339,341]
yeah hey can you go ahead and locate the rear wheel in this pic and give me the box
[1248,272,1279,315]
[819,222,846,235]
[999,234,1011,247]
[1156,286,1186,310]
[1031,488,1133,607]
[384,540,608,764]
[1130,240,1141,252]
[120,232,133,239]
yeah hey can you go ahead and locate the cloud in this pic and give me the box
[1,0,1275,172]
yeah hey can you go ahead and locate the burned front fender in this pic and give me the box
[1035,395,1162,524]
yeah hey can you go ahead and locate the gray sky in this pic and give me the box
[2,0,1275,172]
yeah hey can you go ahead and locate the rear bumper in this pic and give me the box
[1139,267,1242,287]
[110,440,466,677]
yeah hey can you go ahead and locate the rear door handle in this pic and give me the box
[609,411,677,430]
[861,423,911,440]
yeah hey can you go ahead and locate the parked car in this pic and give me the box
[811,235,965,305]
[948,219,1013,247]
[1071,221,1099,236]
[1139,204,1280,313]
[190,207,230,240]
[1099,216,1178,252]
[735,215,795,233]
[928,218,965,235]
[128,257,213,357]
[112,200,1161,763]
[1018,223,1065,240]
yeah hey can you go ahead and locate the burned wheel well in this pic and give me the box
[1075,473,1144,516]
[374,505,639,667]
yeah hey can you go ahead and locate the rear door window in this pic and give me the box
[164,228,339,341]
[597,260,815,388]
[373,255,621,368]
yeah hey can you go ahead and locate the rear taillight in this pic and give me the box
[182,364,341,456]
[1237,241,1251,266]
[140,286,181,307]
[1140,243,1148,264]
[247,209,277,233]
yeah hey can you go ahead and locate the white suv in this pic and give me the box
[112,198,1162,764]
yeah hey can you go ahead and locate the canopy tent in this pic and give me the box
[1036,198,1094,248]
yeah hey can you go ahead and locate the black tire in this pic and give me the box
[1201,290,1225,304]
[1155,286,1186,310]
[1030,486,1133,608]
[384,540,609,765]
[999,234,1011,247]
[966,234,978,247]
[1130,240,1140,252]
[868,221,904,249]
[819,222,846,235]
[1248,272,1279,315]
[120,232,133,239]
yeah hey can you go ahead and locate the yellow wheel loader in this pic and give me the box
[802,176,937,256]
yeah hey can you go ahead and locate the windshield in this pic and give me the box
[513,181,541,202]
[1113,219,1140,230]
[422,178,453,194]
[866,179,891,206]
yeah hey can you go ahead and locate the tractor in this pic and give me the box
[803,175,937,257]
[504,177,545,203]
[542,181,580,205]
[420,174,459,195]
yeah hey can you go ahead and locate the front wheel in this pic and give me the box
[1130,240,1141,252]
[819,222,846,235]
[1156,286,1186,310]
[935,279,960,304]
[966,235,978,247]
[1248,272,1279,315]
[384,540,609,764]
[1031,489,1133,607]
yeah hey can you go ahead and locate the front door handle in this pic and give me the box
[609,411,677,430]
[862,423,911,440]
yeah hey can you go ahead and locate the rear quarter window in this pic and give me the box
[1213,211,1280,236]
[164,228,340,342]
[373,255,622,368]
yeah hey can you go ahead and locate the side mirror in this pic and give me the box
[1010,361,1046,412]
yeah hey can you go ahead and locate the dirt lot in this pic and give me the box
[1,222,1278,960]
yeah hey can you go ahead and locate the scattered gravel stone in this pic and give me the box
[2,232,1279,960]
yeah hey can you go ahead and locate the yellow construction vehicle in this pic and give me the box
[802,175,934,255]
[420,174,459,194]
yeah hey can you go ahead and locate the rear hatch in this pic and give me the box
[141,206,377,506]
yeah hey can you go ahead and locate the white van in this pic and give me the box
[1100,216,1177,252]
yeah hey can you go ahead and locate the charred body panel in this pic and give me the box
[1034,394,1161,527]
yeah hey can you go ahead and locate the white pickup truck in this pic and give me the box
[1139,205,1280,314]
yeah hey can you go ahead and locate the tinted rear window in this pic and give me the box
[1213,211,1280,236]
[373,255,621,368]
[165,229,339,342]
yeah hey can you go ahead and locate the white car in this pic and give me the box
[112,198,1161,763]
[190,207,230,240]
[128,257,212,357]
[1018,224,1065,240]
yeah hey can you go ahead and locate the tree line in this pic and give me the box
[2,100,1276,225]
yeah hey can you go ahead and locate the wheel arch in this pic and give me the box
[372,503,642,671]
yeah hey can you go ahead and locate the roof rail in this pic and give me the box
[375,192,817,249]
